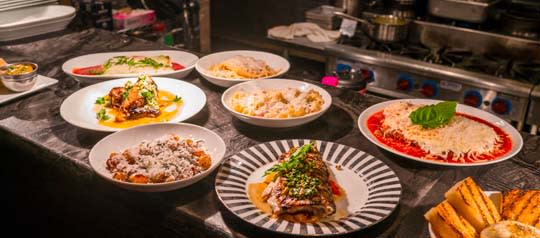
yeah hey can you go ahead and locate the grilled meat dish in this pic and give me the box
[262,143,336,222]
[108,74,160,121]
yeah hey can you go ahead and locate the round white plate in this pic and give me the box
[221,79,332,128]
[62,50,198,84]
[196,50,289,88]
[358,99,523,166]
[60,77,206,132]
[89,123,226,192]
[215,139,401,236]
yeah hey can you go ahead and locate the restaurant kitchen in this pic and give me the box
[5,0,540,238]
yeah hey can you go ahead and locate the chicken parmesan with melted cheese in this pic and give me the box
[367,102,512,163]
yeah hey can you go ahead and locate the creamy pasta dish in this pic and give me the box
[209,55,278,79]
[229,88,324,118]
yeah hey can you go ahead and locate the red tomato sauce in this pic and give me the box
[72,62,185,75]
[366,110,512,163]
[171,62,184,70]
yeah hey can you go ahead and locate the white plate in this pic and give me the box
[0,5,74,29]
[221,79,332,128]
[0,0,58,12]
[358,99,523,166]
[0,74,58,104]
[60,77,206,132]
[0,5,74,41]
[62,50,199,84]
[215,139,401,236]
[89,123,226,192]
[428,191,502,237]
[196,50,289,88]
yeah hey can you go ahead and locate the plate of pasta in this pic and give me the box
[221,79,331,128]
[196,50,289,87]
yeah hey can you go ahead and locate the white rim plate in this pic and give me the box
[60,77,206,132]
[89,123,226,192]
[221,79,332,128]
[357,99,523,167]
[215,139,401,236]
[62,50,198,82]
[195,50,290,87]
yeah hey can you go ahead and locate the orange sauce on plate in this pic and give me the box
[96,90,182,129]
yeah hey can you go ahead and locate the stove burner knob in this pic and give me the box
[463,90,483,108]
[420,81,438,98]
[491,98,512,115]
[362,70,375,83]
[396,74,413,91]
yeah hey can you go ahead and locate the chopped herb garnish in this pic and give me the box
[96,109,110,121]
[137,57,163,69]
[409,101,457,128]
[264,143,321,199]
[173,95,182,102]
[95,96,106,105]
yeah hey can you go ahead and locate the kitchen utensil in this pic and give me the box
[501,11,540,39]
[428,0,502,23]
[0,62,38,92]
[334,11,410,43]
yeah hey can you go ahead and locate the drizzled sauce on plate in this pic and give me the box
[96,90,182,129]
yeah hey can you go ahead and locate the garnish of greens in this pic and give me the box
[95,96,106,105]
[409,101,457,128]
[264,143,321,199]
[96,108,110,121]
[173,95,182,102]
[104,56,163,70]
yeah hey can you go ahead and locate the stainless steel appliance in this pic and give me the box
[427,0,502,23]
[325,20,540,131]
[527,86,540,135]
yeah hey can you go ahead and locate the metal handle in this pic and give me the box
[334,11,370,25]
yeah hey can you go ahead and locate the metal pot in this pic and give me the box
[334,12,410,43]
[501,11,540,39]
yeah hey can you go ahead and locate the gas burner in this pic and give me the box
[423,47,473,67]
[512,62,540,85]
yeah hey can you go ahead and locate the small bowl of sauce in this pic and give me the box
[0,62,38,92]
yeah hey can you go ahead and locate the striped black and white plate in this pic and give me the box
[215,139,402,236]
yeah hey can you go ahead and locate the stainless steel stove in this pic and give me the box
[324,20,540,132]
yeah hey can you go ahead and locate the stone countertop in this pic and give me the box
[4,29,540,238]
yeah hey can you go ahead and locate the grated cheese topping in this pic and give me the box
[381,102,500,161]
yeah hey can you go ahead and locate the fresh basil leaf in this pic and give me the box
[409,101,457,128]
[173,95,182,102]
